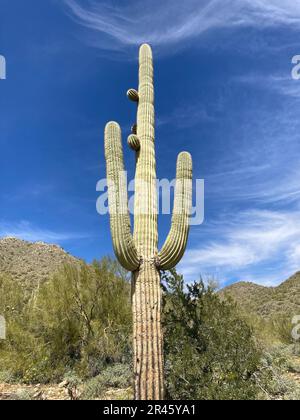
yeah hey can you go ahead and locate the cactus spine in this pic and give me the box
[104,44,192,400]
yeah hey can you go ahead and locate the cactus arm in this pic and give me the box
[158,152,193,270]
[104,121,140,271]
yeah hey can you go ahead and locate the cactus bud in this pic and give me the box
[127,88,139,102]
[127,134,140,151]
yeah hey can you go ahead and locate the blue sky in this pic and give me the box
[1,0,300,286]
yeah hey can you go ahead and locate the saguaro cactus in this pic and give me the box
[104,44,193,400]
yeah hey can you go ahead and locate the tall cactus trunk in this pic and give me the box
[104,43,193,400]
[130,44,164,400]
[132,262,164,400]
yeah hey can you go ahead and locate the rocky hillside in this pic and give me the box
[0,237,80,289]
[220,272,300,319]
[1,235,299,319]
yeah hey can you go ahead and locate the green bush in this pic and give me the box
[270,316,296,344]
[0,370,15,384]
[162,270,262,400]
[243,312,299,347]
[11,390,35,400]
[254,345,300,400]
[0,259,132,383]
[81,363,132,400]
[3,262,297,400]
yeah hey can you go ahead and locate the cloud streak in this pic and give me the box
[234,73,300,100]
[0,220,90,244]
[204,72,300,206]
[179,209,300,286]
[64,0,300,55]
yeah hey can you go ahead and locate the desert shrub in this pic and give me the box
[11,390,35,400]
[81,363,132,400]
[0,259,132,383]
[62,371,83,400]
[63,371,82,388]
[0,273,25,315]
[162,270,262,400]
[3,262,296,401]
[30,259,131,381]
[238,309,300,349]
[290,343,300,357]
[254,345,300,400]
[237,311,277,347]
[0,274,38,382]
[270,316,296,344]
[0,370,15,383]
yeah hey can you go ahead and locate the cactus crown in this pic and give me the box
[104,44,192,271]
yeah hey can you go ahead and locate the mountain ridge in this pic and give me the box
[220,272,300,319]
[0,236,80,288]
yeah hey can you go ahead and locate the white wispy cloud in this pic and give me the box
[245,0,300,26]
[234,73,300,99]
[208,164,300,205]
[64,0,300,55]
[179,209,300,286]
[203,79,300,206]
[0,220,89,244]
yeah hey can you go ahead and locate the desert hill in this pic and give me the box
[0,237,80,288]
[1,236,299,319]
[220,272,300,319]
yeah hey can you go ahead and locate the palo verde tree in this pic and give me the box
[104,44,193,400]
